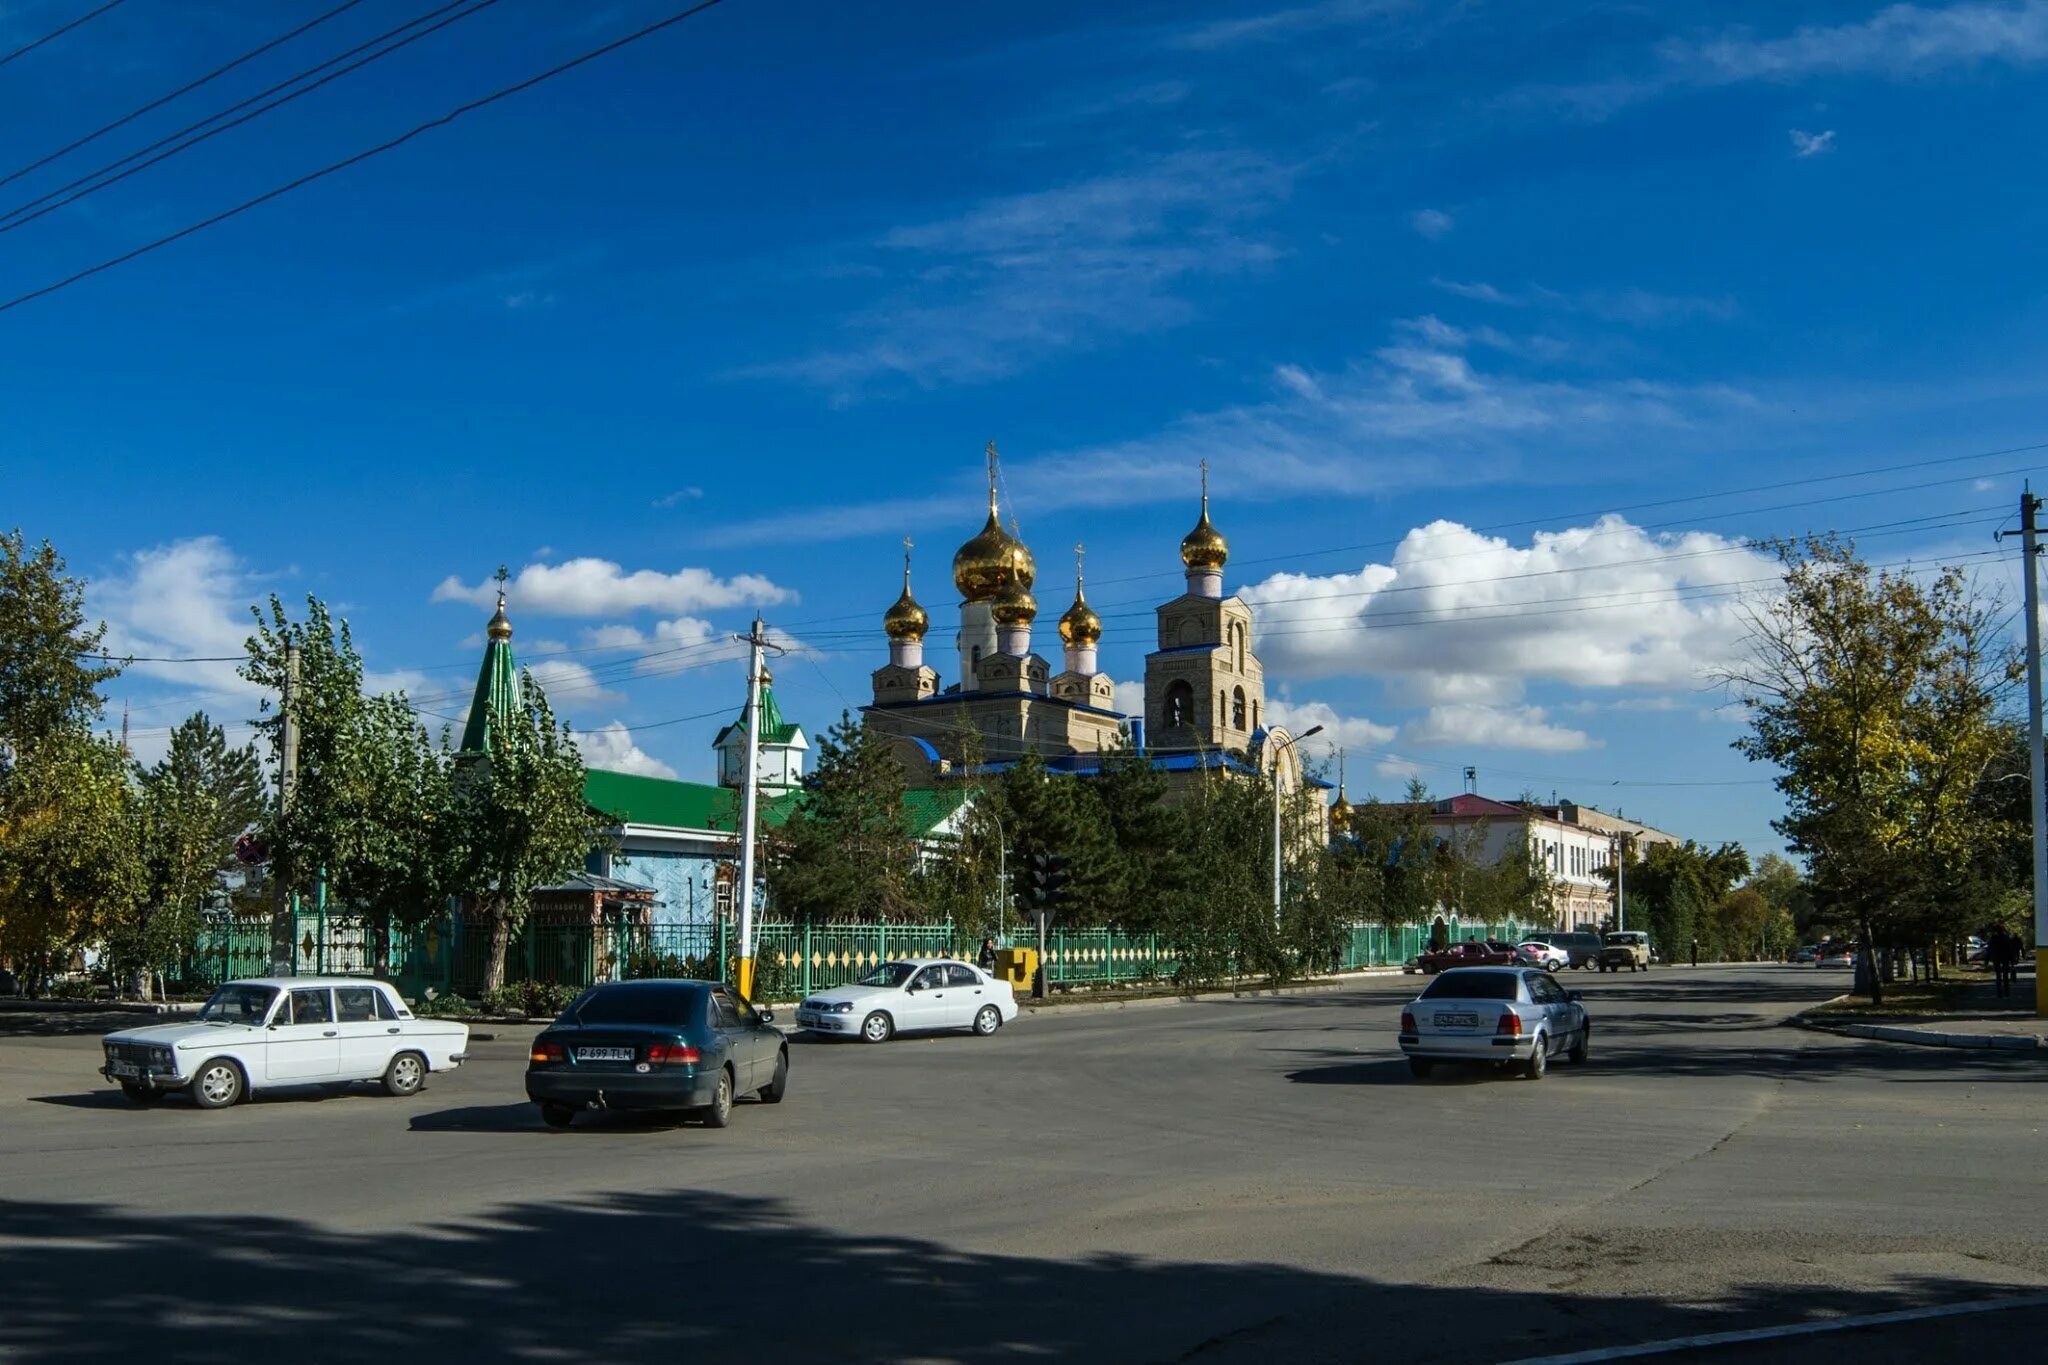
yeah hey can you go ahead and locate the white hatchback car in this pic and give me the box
[1397,966,1589,1080]
[100,977,468,1109]
[1516,940,1569,972]
[795,959,1019,1043]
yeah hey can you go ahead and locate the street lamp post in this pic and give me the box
[1270,725,1325,928]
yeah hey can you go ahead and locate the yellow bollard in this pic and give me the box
[737,955,755,1002]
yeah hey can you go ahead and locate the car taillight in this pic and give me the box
[1495,1012,1522,1037]
[530,1041,564,1064]
[1400,1012,1417,1033]
[646,1042,700,1066]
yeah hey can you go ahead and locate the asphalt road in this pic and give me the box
[1,965,2043,1364]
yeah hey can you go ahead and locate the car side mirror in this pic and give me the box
[758,1010,775,1024]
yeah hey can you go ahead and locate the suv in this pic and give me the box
[1544,932,1605,970]
[1600,932,1651,973]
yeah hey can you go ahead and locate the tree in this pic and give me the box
[452,679,602,995]
[768,712,921,924]
[109,714,263,999]
[0,530,119,766]
[1172,770,1286,986]
[1088,739,1187,933]
[330,694,456,976]
[0,729,141,991]
[1724,537,2013,1001]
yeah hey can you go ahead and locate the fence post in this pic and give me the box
[718,918,729,982]
[803,921,813,999]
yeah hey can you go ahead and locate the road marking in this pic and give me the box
[1497,1291,2048,1364]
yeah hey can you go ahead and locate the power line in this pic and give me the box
[0,0,366,193]
[0,0,125,70]
[0,0,502,236]
[0,0,730,313]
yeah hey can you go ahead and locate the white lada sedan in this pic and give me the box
[1397,966,1589,1081]
[100,977,468,1109]
[795,959,1018,1043]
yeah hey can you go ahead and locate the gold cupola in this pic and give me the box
[486,569,514,641]
[1180,461,1228,571]
[1058,543,1101,646]
[990,579,1038,626]
[952,442,1036,602]
[883,540,929,641]
[1329,749,1353,834]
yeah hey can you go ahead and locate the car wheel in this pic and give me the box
[1568,1024,1590,1064]
[191,1059,244,1110]
[859,1011,894,1044]
[540,1102,575,1129]
[1408,1057,1433,1079]
[382,1051,427,1098]
[973,1005,1002,1036]
[118,1082,162,1105]
[702,1067,734,1128]
[759,1048,788,1104]
[1545,961,1561,973]
[1522,1036,1548,1080]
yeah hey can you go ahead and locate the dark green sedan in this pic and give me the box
[525,979,787,1130]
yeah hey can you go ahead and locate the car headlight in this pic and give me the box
[830,1001,855,1014]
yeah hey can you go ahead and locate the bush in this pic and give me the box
[49,977,100,1002]
[414,989,472,1017]
[477,980,573,1018]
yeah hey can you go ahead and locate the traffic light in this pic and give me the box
[1027,852,1072,912]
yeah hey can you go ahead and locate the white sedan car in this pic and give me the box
[100,977,468,1109]
[1516,940,1569,971]
[1397,966,1589,1080]
[795,959,1018,1043]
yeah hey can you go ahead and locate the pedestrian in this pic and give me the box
[978,936,998,974]
[1990,927,2019,998]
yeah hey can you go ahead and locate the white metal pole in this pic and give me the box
[735,619,766,1000]
[2021,490,2047,1017]
[1615,837,1627,934]
[1272,766,1285,929]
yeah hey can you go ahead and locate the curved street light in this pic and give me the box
[1270,725,1325,928]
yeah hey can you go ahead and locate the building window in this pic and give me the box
[1231,686,1246,730]
[1165,680,1194,728]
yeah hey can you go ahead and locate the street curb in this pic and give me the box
[1009,967,1410,1017]
[0,998,191,1016]
[1793,997,2045,1052]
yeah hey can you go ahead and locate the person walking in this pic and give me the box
[1992,927,2021,997]
[977,936,998,974]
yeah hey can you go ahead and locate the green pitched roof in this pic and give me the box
[459,617,522,753]
[711,680,803,749]
[583,768,964,837]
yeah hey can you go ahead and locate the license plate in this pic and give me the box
[1433,1012,1478,1028]
[108,1060,141,1078]
[795,1012,819,1025]
[574,1047,635,1062]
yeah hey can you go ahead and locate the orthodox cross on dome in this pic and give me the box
[493,563,510,605]
[1199,458,1209,509]
[1075,541,1085,588]
[985,440,1000,514]
[902,535,914,587]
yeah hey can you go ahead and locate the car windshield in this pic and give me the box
[1420,971,1521,1001]
[567,984,704,1025]
[198,984,278,1023]
[858,963,917,988]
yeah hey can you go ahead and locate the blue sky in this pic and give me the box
[9,0,2048,859]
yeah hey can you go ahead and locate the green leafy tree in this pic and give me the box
[0,530,119,765]
[1725,537,2013,1001]
[333,694,456,975]
[110,714,263,998]
[991,750,1119,928]
[1172,770,1286,986]
[453,679,602,995]
[0,729,141,991]
[768,712,922,924]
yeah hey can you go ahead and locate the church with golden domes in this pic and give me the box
[863,446,1318,812]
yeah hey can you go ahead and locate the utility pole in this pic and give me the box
[734,618,768,1001]
[2022,489,2048,1017]
[1612,834,1627,934]
[1270,726,1324,928]
[268,642,301,976]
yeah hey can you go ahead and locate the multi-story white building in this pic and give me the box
[1411,794,1683,930]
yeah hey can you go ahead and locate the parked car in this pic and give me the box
[526,979,786,1130]
[1516,940,1569,972]
[1599,932,1652,973]
[1818,947,1857,969]
[1790,945,1819,965]
[1398,967,1590,1080]
[795,958,1019,1043]
[1539,931,1605,970]
[99,977,467,1109]
[1418,940,1521,974]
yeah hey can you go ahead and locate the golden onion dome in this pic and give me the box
[1180,467,1228,571]
[1329,790,1354,833]
[486,593,513,642]
[990,581,1037,626]
[883,547,928,641]
[953,508,1035,603]
[1058,546,1100,646]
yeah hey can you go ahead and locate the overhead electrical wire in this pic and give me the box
[0,0,126,70]
[0,0,504,236]
[0,0,730,313]
[0,0,366,193]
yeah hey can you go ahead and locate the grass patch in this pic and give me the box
[1809,969,2006,1020]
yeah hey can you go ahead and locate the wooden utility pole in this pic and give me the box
[734,619,767,1001]
[268,642,301,976]
[2021,490,2047,1017]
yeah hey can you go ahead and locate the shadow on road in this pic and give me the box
[0,1191,2030,1364]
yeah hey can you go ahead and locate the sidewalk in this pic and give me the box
[1798,968,2046,1052]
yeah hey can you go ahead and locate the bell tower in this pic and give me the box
[1142,464,1266,753]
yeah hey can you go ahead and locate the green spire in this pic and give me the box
[460,575,522,753]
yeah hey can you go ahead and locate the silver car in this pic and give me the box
[1397,967,1589,1080]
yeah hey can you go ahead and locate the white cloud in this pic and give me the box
[1430,278,1738,324]
[1374,753,1426,781]
[652,487,704,509]
[741,149,1293,395]
[525,658,617,706]
[1531,2,2048,116]
[94,537,260,705]
[1112,678,1147,718]
[1240,515,1783,705]
[574,722,678,779]
[1403,703,1598,753]
[434,559,793,617]
[1170,0,1408,50]
[1263,697,1397,750]
[1789,128,1837,157]
[1410,207,1454,238]
[710,320,1756,547]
